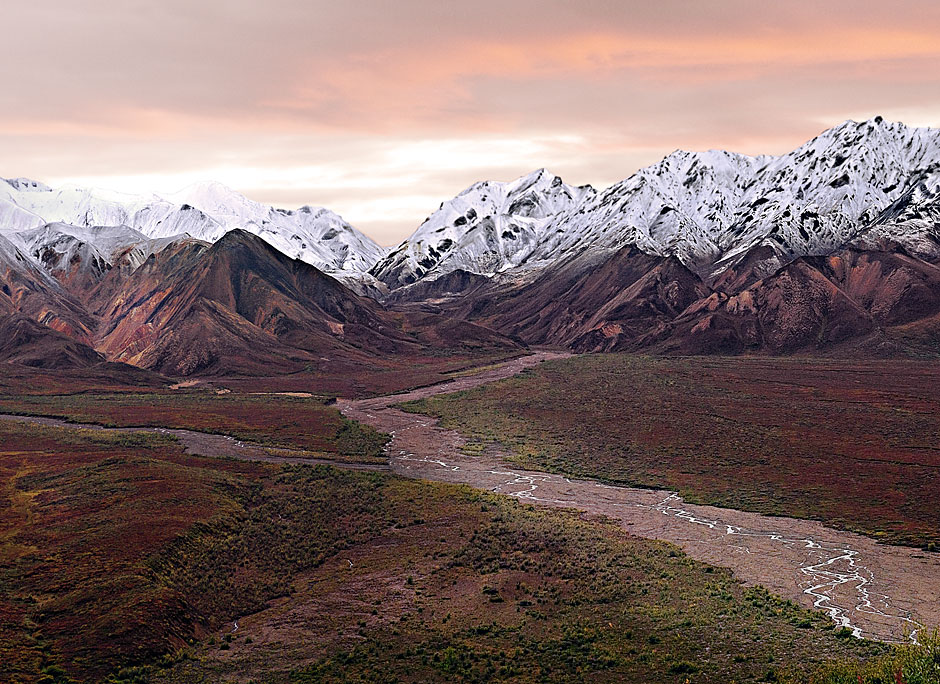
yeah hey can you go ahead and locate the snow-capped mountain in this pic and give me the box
[370,169,594,288]
[856,161,940,256]
[3,117,939,305]
[8,222,193,297]
[0,232,95,342]
[524,118,940,280]
[0,178,385,279]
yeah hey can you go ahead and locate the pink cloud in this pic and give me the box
[2,1,939,243]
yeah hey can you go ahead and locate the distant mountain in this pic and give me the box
[4,117,940,369]
[0,178,386,287]
[0,233,96,344]
[371,169,593,289]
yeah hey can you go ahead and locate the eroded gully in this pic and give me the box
[339,351,940,643]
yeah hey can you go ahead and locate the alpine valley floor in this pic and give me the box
[342,352,940,644]
[1,352,936,682]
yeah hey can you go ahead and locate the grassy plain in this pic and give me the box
[0,419,259,682]
[0,391,387,460]
[401,354,940,548]
[0,412,884,683]
[204,349,527,398]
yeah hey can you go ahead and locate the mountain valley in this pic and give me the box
[1,119,939,373]
[3,118,940,684]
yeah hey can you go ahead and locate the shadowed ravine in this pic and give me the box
[340,351,940,643]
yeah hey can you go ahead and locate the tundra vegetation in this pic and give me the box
[0,409,892,683]
[402,354,940,549]
[0,391,388,460]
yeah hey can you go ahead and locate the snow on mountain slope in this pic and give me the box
[0,232,96,341]
[16,223,149,261]
[9,223,174,294]
[0,178,385,279]
[524,118,940,281]
[523,150,769,271]
[0,198,45,234]
[370,169,594,288]
[162,181,386,274]
[0,179,54,233]
[713,118,940,270]
[855,162,940,258]
[0,179,162,235]
[0,231,38,272]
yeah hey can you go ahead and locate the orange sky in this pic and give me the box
[4,0,940,244]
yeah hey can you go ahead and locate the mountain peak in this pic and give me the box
[210,228,285,259]
[523,167,549,181]
[213,227,257,245]
[2,177,51,193]
[371,168,594,289]
[0,176,385,280]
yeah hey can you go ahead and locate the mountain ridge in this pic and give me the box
[4,117,940,369]
[381,117,940,298]
[0,177,386,285]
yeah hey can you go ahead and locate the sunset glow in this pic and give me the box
[5,0,940,244]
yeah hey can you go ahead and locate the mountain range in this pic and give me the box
[2,117,939,377]
[0,177,386,292]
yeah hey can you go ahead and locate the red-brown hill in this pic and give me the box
[94,229,520,376]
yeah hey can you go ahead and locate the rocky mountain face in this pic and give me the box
[93,229,420,375]
[3,117,940,369]
[658,248,940,355]
[462,246,710,350]
[370,169,594,290]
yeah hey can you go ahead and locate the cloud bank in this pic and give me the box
[4,0,940,244]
